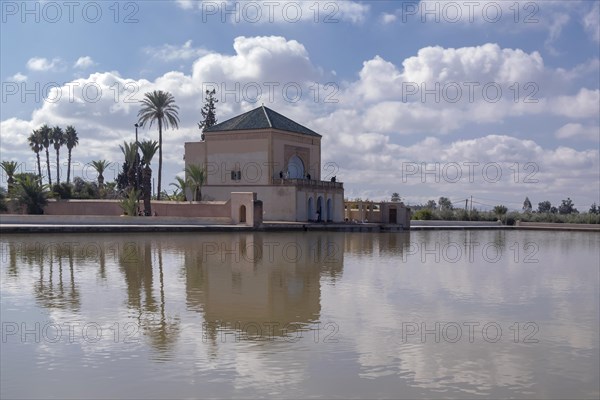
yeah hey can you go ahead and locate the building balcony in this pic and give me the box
[278,178,343,190]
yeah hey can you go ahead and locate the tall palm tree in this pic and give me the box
[137,90,180,201]
[38,125,52,186]
[1,161,19,193]
[185,164,205,201]
[50,126,65,185]
[90,160,111,188]
[119,141,139,191]
[28,130,43,179]
[64,126,79,184]
[138,140,159,215]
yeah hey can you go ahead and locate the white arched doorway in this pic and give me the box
[287,155,305,179]
[307,197,314,222]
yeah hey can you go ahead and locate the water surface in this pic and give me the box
[1,230,598,399]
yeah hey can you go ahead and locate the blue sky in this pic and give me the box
[1,0,599,210]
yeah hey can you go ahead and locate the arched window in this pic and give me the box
[287,155,305,179]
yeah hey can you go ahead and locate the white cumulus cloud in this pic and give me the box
[26,57,64,72]
[74,56,96,69]
[9,72,27,82]
[555,123,600,141]
[144,40,209,62]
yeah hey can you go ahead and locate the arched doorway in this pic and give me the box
[317,196,324,222]
[327,198,333,222]
[239,205,246,223]
[287,155,305,179]
[307,197,314,222]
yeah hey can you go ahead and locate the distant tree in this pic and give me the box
[493,205,508,223]
[558,198,577,215]
[391,192,401,202]
[71,177,99,199]
[522,196,532,213]
[550,206,558,214]
[198,89,218,133]
[91,160,111,188]
[64,126,79,184]
[39,124,53,186]
[50,126,65,185]
[425,199,437,210]
[538,200,552,213]
[438,196,453,210]
[589,203,599,215]
[28,129,43,179]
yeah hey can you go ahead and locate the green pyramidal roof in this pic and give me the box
[204,105,321,137]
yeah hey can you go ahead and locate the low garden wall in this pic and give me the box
[42,199,231,218]
[1,193,262,227]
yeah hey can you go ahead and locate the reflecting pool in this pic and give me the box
[1,230,598,399]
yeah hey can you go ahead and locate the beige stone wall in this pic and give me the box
[42,199,232,218]
[230,192,258,226]
[185,131,270,186]
[345,202,411,228]
[203,185,297,221]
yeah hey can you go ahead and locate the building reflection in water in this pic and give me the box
[183,232,345,347]
[2,231,413,358]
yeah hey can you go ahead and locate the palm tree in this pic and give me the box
[185,164,205,201]
[28,130,43,179]
[493,205,508,224]
[138,140,159,215]
[119,188,140,216]
[170,176,188,201]
[50,126,65,185]
[14,174,49,214]
[137,90,180,201]
[1,161,19,193]
[64,126,79,184]
[39,125,52,186]
[90,160,111,188]
[119,141,139,191]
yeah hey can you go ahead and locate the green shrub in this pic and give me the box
[119,189,140,216]
[52,183,73,199]
[412,209,433,220]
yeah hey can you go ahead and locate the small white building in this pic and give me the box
[184,106,344,222]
